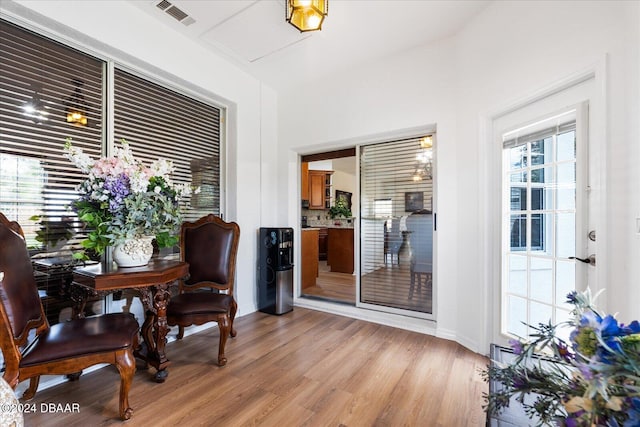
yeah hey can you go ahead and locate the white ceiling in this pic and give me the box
[129,0,490,92]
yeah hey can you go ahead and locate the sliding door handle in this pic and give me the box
[569,255,596,266]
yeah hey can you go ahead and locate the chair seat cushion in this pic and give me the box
[167,292,232,317]
[20,313,139,367]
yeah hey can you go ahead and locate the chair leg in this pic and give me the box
[177,326,185,340]
[217,314,230,366]
[409,271,415,300]
[115,348,136,420]
[229,299,238,338]
[22,376,40,400]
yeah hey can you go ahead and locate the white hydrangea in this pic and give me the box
[129,170,150,194]
[150,159,175,182]
[63,140,94,173]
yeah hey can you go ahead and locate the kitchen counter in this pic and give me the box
[327,228,354,274]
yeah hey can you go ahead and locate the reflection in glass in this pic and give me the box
[530,137,552,166]
[509,145,527,170]
[510,214,527,251]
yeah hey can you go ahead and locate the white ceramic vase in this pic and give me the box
[112,236,154,267]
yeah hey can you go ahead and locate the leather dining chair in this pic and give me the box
[167,214,240,366]
[0,212,140,420]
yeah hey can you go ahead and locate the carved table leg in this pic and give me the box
[136,283,172,382]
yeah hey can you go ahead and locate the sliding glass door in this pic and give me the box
[359,135,435,318]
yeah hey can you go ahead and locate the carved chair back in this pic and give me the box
[0,212,49,373]
[179,214,240,295]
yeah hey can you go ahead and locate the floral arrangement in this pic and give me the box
[64,138,197,258]
[483,289,640,427]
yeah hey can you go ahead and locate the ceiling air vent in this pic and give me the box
[156,0,171,11]
[155,0,195,26]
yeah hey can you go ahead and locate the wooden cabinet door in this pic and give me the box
[308,172,325,209]
[301,162,309,200]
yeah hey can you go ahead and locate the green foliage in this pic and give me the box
[328,197,352,219]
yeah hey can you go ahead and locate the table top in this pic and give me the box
[72,258,189,291]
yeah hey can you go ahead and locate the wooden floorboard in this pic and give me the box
[302,250,433,314]
[22,308,488,426]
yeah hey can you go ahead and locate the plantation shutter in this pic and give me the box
[113,68,221,221]
[0,19,104,248]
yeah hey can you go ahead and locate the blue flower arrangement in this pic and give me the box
[484,289,640,426]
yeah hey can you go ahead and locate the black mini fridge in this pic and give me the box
[258,227,294,315]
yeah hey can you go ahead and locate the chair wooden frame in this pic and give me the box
[167,214,240,366]
[0,213,138,420]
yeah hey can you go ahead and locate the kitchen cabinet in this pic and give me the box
[308,170,332,210]
[301,229,319,289]
[301,162,309,201]
[327,228,354,274]
[318,228,328,261]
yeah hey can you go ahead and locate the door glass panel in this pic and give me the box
[530,301,553,327]
[359,136,434,316]
[556,131,576,161]
[555,260,575,309]
[507,295,527,337]
[556,213,575,258]
[530,137,552,166]
[502,117,578,339]
[508,254,527,295]
[530,257,552,303]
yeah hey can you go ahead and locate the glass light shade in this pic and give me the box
[67,109,87,126]
[286,0,328,32]
[66,80,87,126]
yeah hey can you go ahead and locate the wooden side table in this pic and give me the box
[72,258,189,382]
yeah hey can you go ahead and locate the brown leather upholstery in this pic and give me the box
[167,214,240,366]
[0,212,139,420]
[21,314,139,366]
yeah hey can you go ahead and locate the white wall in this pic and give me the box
[280,37,460,341]
[4,0,279,316]
[279,1,640,353]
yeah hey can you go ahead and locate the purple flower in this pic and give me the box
[576,363,594,380]
[103,174,130,213]
[566,291,578,304]
[509,339,524,355]
[556,340,574,362]
[564,415,579,427]
[511,374,527,390]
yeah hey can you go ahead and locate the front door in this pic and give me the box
[492,76,601,346]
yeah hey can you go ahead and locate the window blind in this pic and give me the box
[113,68,221,220]
[0,19,103,248]
[360,137,433,314]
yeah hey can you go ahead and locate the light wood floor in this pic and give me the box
[22,308,488,426]
[303,249,432,315]
[302,261,356,304]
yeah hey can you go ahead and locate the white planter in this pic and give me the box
[112,236,154,267]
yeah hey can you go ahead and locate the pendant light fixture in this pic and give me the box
[286,0,328,32]
[22,83,49,125]
[66,78,88,126]
[412,135,434,181]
